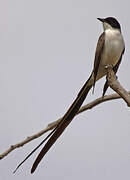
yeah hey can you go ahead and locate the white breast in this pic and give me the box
[101,29,125,67]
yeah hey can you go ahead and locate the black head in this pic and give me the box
[97,17,121,30]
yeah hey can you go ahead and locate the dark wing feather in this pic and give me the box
[93,32,105,92]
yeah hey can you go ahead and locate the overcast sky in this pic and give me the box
[0,0,130,180]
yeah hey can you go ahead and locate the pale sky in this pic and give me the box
[0,0,130,180]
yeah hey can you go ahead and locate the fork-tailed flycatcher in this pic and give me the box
[14,17,125,174]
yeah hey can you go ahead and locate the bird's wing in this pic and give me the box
[93,32,105,91]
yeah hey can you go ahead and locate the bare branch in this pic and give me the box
[106,65,130,107]
[0,90,130,160]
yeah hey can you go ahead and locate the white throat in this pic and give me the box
[105,28,121,38]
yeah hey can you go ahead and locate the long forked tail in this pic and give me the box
[31,75,93,173]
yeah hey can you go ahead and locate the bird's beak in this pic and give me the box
[97,18,104,22]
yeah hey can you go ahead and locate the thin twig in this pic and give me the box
[0,91,130,160]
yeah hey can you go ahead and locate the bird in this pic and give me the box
[14,17,125,174]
